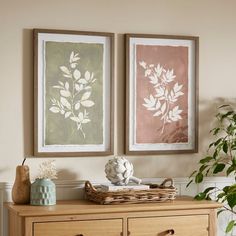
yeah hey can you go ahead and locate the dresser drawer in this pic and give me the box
[128,215,209,236]
[34,219,122,236]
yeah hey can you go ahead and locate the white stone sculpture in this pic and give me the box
[105,157,142,185]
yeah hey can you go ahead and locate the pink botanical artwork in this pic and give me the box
[136,45,189,144]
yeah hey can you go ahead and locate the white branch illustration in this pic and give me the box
[139,61,184,134]
[49,51,96,138]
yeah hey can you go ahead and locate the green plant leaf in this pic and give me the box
[213,163,225,174]
[214,138,223,146]
[221,111,234,120]
[226,166,235,176]
[228,184,236,192]
[189,170,197,178]
[226,220,235,233]
[195,172,203,183]
[227,193,236,208]
[199,165,208,172]
[217,192,225,200]
[233,157,236,166]
[203,187,216,194]
[208,142,214,148]
[213,149,219,159]
[205,194,212,200]
[223,141,228,153]
[223,186,230,193]
[213,128,220,135]
[186,180,193,188]
[199,156,212,164]
[205,168,211,176]
[217,209,225,216]
[194,192,206,200]
[218,104,230,109]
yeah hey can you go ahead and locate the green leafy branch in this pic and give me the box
[187,105,236,234]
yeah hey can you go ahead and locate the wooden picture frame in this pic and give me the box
[34,29,114,157]
[126,34,199,155]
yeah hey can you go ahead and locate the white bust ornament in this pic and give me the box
[105,157,141,186]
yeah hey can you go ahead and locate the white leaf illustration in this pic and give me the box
[155,87,165,97]
[153,111,162,117]
[161,102,166,114]
[70,52,80,63]
[159,96,166,101]
[145,69,151,77]
[75,84,83,92]
[143,95,156,108]
[82,119,90,124]
[60,97,71,110]
[175,91,184,97]
[74,102,80,110]
[155,100,161,110]
[155,64,163,77]
[147,107,157,111]
[73,69,81,80]
[65,82,69,90]
[70,63,77,69]
[63,74,72,78]
[169,106,183,121]
[60,66,70,75]
[174,83,183,93]
[165,89,168,97]
[85,71,91,80]
[49,107,60,113]
[53,85,62,89]
[165,69,176,82]
[65,111,71,118]
[60,90,71,98]
[139,61,146,69]
[81,100,95,107]
[149,75,158,84]
[78,112,84,122]
[84,86,92,90]
[173,106,183,115]
[69,51,74,63]
[81,91,91,101]
[78,79,87,84]
[70,116,80,122]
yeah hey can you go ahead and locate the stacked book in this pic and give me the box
[100,183,150,192]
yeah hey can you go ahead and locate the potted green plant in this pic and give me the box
[188,105,236,234]
[30,160,57,206]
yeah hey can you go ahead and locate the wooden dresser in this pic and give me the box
[5,197,221,236]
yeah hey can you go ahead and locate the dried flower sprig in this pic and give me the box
[36,160,57,179]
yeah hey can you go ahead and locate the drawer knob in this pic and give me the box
[75,234,83,236]
[167,229,175,235]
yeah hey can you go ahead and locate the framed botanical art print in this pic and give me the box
[126,34,198,154]
[34,29,114,156]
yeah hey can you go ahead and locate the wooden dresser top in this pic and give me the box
[5,196,221,217]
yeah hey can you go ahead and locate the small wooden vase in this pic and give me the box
[12,165,31,204]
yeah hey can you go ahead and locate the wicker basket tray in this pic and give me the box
[84,178,177,205]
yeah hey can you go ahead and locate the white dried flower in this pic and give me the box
[36,160,57,179]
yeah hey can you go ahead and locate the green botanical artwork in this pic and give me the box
[45,42,103,145]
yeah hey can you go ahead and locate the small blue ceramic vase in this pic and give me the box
[30,178,56,206]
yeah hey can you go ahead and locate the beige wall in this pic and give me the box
[0,0,236,182]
